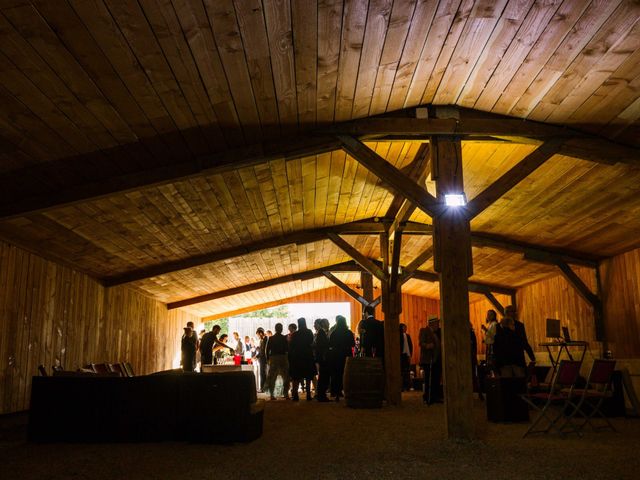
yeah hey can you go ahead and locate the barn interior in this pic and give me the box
[1,0,640,478]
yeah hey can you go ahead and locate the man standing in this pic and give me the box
[419,317,442,404]
[255,328,268,392]
[358,305,385,360]
[266,323,290,400]
[505,305,535,364]
[181,324,197,372]
[199,325,234,370]
[399,323,413,391]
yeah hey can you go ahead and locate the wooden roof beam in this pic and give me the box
[322,271,369,306]
[465,139,565,219]
[327,232,387,281]
[407,270,515,296]
[103,218,387,286]
[398,222,600,268]
[167,261,365,310]
[338,135,440,218]
[2,106,638,219]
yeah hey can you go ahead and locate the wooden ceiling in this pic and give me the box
[1,0,639,317]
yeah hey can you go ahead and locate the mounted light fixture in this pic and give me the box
[444,193,466,207]
[388,265,402,275]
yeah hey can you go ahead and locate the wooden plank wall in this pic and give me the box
[516,264,599,357]
[600,247,640,358]
[488,246,640,360]
[0,240,198,414]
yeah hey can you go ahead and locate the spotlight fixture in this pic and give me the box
[444,193,466,207]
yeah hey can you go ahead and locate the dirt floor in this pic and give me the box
[1,392,639,480]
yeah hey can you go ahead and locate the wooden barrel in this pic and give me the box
[343,357,385,408]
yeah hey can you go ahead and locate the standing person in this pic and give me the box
[313,318,330,402]
[470,323,483,401]
[419,317,442,404]
[493,316,526,377]
[255,328,268,392]
[199,325,235,369]
[200,325,219,368]
[289,318,316,401]
[358,305,385,361]
[215,334,234,364]
[482,309,499,372]
[328,315,355,402]
[233,331,244,364]
[181,326,197,372]
[505,305,535,364]
[266,323,290,400]
[399,323,413,391]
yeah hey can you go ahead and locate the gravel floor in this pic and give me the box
[1,392,639,480]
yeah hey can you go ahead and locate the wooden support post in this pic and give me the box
[361,271,374,303]
[431,135,474,440]
[379,232,402,406]
[595,266,606,348]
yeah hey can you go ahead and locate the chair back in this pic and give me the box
[123,362,135,377]
[109,363,125,377]
[554,360,582,389]
[38,365,48,377]
[91,363,111,374]
[588,359,616,386]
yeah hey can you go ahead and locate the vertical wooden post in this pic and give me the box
[431,135,475,440]
[380,232,402,406]
[595,265,607,352]
[361,271,374,303]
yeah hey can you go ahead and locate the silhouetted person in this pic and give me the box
[358,305,385,361]
[505,305,535,364]
[419,317,442,404]
[267,323,290,400]
[399,323,413,390]
[494,317,526,377]
[289,318,316,401]
[181,326,197,372]
[255,328,268,392]
[313,318,330,402]
[200,325,220,367]
[470,323,483,400]
[482,309,499,372]
[328,315,355,402]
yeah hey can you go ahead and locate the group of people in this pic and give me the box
[181,323,247,371]
[255,316,356,402]
[180,304,530,405]
[483,304,536,377]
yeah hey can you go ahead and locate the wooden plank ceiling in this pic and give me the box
[1,0,639,317]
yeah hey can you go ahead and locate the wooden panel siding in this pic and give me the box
[0,239,197,415]
[600,247,640,358]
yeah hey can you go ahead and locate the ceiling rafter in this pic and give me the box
[167,258,516,310]
[103,218,387,286]
[2,106,638,220]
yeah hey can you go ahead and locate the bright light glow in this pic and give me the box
[444,193,466,207]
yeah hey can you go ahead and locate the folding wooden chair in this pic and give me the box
[566,359,617,433]
[521,360,582,438]
[122,362,135,377]
[91,363,111,374]
[109,363,125,377]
